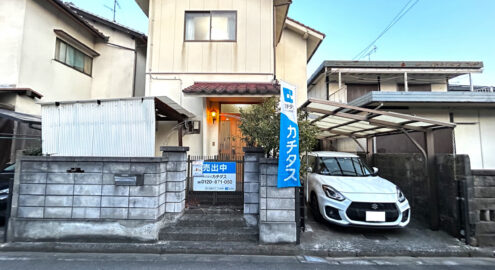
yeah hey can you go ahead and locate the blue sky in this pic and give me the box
[69,0,495,86]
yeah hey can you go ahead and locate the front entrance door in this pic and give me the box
[219,114,245,158]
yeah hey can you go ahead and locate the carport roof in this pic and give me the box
[300,99,455,140]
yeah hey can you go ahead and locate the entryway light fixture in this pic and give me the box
[211,110,217,124]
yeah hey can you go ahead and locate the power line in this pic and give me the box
[353,0,420,60]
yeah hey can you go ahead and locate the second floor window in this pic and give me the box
[55,38,93,76]
[185,11,236,41]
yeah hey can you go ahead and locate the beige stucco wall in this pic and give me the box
[0,0,27,88]
[17,0,97,105]
[90,22,137,99]
[134,44,147,97]
[0,0,97,115]
[276,27,308,106]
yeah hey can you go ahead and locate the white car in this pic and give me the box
[304,151,410,228]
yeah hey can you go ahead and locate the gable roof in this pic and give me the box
[48,0,108,40]
[68,4,147,41]
[285,17,325,62]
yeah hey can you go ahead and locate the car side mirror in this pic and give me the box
[372,167,379,176]
[307,167,313,173]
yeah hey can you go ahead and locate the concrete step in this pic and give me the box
[159,226,258,242]
[185,207,243,215]
[176,218,248,228]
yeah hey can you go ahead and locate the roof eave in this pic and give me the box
[69,6,147,41]
[49,0,108,41]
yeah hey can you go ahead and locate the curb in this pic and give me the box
[0,242,492,258]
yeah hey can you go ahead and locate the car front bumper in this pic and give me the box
[317,193,411,228]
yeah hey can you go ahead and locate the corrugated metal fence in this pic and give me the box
[42,99,155,157]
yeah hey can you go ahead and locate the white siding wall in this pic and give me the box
[42,99,156,157]
[453,109,495,169]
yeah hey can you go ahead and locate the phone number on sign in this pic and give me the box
[197,180,233,185]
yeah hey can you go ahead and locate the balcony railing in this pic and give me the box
[328,86,347,103]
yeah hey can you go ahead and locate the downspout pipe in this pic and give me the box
[325,67,330,101]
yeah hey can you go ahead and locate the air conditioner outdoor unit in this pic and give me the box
[184,120,201,134]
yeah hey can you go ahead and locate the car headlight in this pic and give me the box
[0,188,8,195]
[397,187,406,203]
[322,185,345,201]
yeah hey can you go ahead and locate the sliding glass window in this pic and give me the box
[55,38,93,75]
[185,11,236,41]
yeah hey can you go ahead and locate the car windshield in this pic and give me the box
[317,157,372,177]
[2,164,15,172]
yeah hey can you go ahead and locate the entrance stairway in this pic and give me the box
[158,206,260,253]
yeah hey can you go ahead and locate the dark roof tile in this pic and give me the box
[183,82,280,95]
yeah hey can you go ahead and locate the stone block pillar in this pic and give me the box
[243,147,264,216]
[161,146,189,214]
[259,158,297,244]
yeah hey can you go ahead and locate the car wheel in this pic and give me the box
[310,193,324,222]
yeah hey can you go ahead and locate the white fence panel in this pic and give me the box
[42,99,155,157]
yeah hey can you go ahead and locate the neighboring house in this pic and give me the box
[0,0,147,167]
[307,60,495,169]
[0,0,147,116]
[135,0,325,156]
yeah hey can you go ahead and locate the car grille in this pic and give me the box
[346,202,399,223]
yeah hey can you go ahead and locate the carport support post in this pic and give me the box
[425,130,440,230]
[178,124,183,147]
[366,137,373,166]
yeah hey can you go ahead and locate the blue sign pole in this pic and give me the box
[277,81,300,188]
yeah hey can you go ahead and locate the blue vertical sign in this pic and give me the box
[277,81,300,188]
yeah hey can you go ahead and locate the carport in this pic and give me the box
[299,98,456,230]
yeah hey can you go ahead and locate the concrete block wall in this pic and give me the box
[259,158,297,244]
[161,147,188,214]
[9,147,189,242]
[470,170,495,247]
[243,147,264,215]
[435,154,471,238]
[373,153,428,223]
[13,157,166,221]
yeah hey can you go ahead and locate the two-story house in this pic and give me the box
[135,0,325,156]
[0,0,147,116]
[0,0,147,167]
[307,60,495,169]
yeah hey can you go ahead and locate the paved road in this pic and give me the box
[0,253,493,269]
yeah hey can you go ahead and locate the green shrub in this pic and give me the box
[239,96,320,158]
